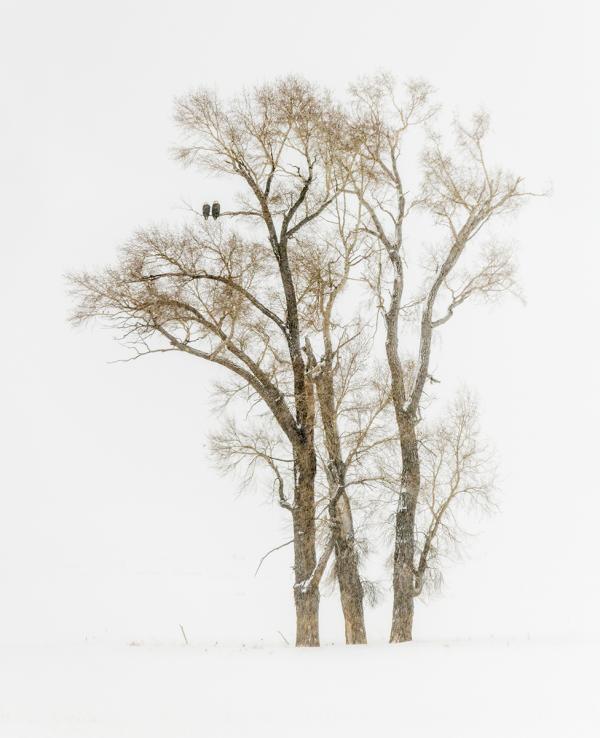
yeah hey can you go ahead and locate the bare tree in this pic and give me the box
[346,75,531,641]
[68,74,532,647]
[69,78,350,646]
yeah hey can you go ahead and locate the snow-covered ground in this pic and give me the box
[1,637,597,737]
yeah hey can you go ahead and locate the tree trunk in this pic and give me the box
[390,507,415,642]
[293,585,320,647]
[307,343,368,645]
[292,448,320,647]
[333,493,367,644]
[390,420,420,643]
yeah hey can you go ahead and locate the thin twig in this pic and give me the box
[254,538,295,576]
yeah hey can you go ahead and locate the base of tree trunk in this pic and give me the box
[389,630,413,643]
[390,588,414,643]
[389,614,413,643]
[334,539,367,645]
[294,588,320,647]
[344,624,368,644]
[341,597,367,645]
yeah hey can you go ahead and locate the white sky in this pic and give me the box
[1,0,598,646]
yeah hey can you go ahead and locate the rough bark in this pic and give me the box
[292,449,320,646]
[390,419,419,643]
[331,492,367,644]
[307,341,367,645]
[293,585,320,647]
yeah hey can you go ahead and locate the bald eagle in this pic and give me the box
[202,202,210,220]
[211,201,220,219]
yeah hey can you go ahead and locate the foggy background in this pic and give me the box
[1,0,598,646]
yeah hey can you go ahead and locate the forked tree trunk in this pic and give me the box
[292,448,320,647]
[332,493,367,644]
[390,421,420,643]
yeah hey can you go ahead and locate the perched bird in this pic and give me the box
[211,201,221,219]
[202,202,211,220]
